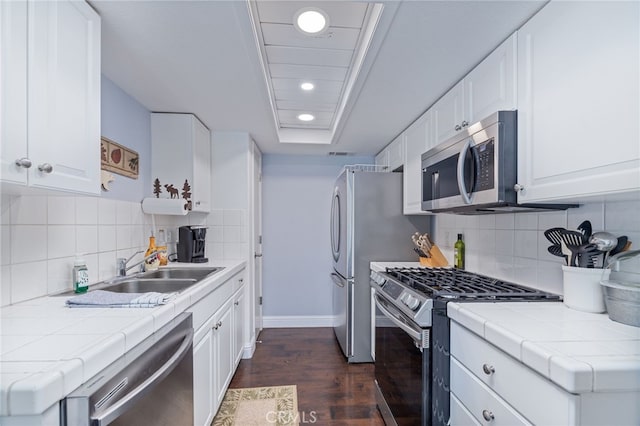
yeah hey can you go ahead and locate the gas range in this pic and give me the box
[370,267,561,327]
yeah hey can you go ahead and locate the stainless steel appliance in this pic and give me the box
[330,165,430,363]
[370,267,561,425]
[63,313,194,426]
[421,111,575,214]
[177,225,208,263]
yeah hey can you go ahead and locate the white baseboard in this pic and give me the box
[262,315,334,328]
[242,341,256,359]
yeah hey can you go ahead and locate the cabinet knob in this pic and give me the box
[513,183,525,193]
[482,410,495,422]
[454,124,462,131]
[38,163,53,173]
[15,158,32,169]
[195,201,201,206]
[461,120,469,128]
[234,301,239,306]
[482,364,495,375]
[239,278,244,283]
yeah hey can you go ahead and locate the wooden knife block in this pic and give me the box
[419,244,449,267]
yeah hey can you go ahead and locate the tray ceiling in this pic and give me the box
[248,1,386,144]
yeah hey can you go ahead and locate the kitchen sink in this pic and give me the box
[140,267,221,280]
[99,278,198,294]
[54,266,224,296]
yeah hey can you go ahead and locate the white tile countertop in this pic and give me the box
[0,259,245,417]
[448,301,640,394]
[370,262,640,394]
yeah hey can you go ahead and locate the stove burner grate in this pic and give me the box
[384,267,560,301]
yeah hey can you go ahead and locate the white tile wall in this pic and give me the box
[0,196,149,306]
[433,200,640,295]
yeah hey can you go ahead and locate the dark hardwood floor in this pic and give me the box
[228,328,384,426]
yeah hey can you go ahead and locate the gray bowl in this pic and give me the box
[601,279,640,327]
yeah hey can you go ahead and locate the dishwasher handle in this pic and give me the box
[90,327,194,426]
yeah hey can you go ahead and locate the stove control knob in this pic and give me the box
[403,294,420,310]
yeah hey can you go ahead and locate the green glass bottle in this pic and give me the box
[454,234,465,269]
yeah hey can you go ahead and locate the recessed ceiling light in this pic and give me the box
[297,113,315,122]
[300,82,314,91]
[294,8,329,35]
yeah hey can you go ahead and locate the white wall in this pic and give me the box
[261,154,373,321]
[433,199,640,295]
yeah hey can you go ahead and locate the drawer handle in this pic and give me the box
[482,410,495,422]
[482,364,495,375]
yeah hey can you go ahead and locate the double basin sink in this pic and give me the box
[58,267,223,296]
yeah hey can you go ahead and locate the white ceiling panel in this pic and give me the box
[273,89,340,104]
[276,100,336,112]
[269,63,347,81]
[266,45,353,67]
[271,78,342,95]
[261,23,360,50]
[256,1,368,28]
[279,110,333,128]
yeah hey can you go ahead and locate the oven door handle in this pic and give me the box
[90,327,194,426]
[456,138,474,205]
[374,294,423,342]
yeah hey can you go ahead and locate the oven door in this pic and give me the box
[373,292,430,426]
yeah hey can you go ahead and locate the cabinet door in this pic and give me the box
[403,111,434,215]
[517,1,640,202]
[192,118,211,212]
[375,148,389,171]
[466,34,517,124]
[28,0,101,194]
[233,287,245,366]
[193,332,213,426]
[432,81,465,145]
[387,134,405,172]
[213,302,234,410]
[0,0,28,185]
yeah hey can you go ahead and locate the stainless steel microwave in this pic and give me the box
[421,111,575,214]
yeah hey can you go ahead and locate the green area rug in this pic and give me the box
[212,385,299,426]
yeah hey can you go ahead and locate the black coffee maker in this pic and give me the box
[177,226,208,263]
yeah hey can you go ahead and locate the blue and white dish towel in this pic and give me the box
[66,290,177,308]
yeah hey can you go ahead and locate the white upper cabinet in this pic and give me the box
[375,148,389,171]
[403,111,434,215]
[387,135,405,172]
[432,80,466,145]
[151,113,211,213]
[433,34,517,146]
[1,0,101,194]
[516,1,640,203]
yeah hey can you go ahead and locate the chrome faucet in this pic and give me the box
[116,250,157,277]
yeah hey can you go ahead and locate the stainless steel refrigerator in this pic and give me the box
[330,166,431,362]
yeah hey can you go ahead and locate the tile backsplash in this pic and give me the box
[433,200,640,295]
[0,194,247,306]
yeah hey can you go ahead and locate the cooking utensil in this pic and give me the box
[577,220,592,242]
[559,229,586,248]
[544,228,565,246]
[547,244,568,264]
[589,232,618,266]
[569,243,599,268]
[560,241,572,265]
[609,235,628,257]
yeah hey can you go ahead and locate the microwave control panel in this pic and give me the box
[473,139,495,191]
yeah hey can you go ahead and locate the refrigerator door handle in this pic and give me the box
[330,272,345,287]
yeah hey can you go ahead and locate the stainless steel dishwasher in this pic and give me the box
[63,313,194,426]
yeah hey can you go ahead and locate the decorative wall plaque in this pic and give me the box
[101,136,139,179]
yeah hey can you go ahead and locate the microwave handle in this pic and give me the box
[457,138,473,204]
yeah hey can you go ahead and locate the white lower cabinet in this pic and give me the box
[450,321,639,426]
[193,331,213,426]
[191,271,246,426]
